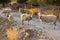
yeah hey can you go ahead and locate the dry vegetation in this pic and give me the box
[58,13,60,20]
[28,8,39,16]
[6,27,18,40]
[0,17,56,40]
[0,7,60,40]
[43,10,54,15]
[6,26,54,40]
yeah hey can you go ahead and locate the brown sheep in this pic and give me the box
[21,13,32,25]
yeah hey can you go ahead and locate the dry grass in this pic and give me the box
[6,27,29,40]
[6,26,55,40]
[43,10,54,15]
[6,27,18,40]
[28,8,39,15]
[58,13,60,20]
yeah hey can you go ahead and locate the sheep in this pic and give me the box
[2,7,12,13]
[7,14,13,24]
[20,13,32,25]
[38,12,57,29]
[2,7,14,18]
[1,7,15,23]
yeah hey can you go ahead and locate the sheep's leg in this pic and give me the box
[53,21,57,29]
[22,20,24,25]
[8,21,11,25]
[54,21,56,26]
[28,21,29,25]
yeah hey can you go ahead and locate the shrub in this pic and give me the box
[28,8,39,15]
[6,27,18,40]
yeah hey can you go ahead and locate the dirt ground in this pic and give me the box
[0,11,60,40]
[0,17,58,40]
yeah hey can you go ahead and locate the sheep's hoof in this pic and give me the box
[28,24,29,25]
[28,22,30,25]
[54,26,57,30]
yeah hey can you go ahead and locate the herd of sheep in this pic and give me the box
[0,7,60,29]
[20,8,58,26]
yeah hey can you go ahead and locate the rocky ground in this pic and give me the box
[0,11,60,40]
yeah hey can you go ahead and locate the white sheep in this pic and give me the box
[20,13,32,25]
[2,7,14,18]
[38,12,57,29]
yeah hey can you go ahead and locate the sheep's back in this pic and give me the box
[40,16,57,23]
[21,14,32,21]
